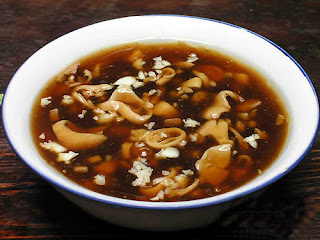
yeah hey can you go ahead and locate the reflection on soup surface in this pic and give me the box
[31,42,288,202]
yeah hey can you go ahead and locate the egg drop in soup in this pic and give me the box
[31,42,289,202]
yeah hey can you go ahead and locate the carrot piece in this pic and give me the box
[95,160,117,175]
[196,65,224,82]
[232,168,248,181]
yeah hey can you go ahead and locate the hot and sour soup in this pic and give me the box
[31,42,288,202]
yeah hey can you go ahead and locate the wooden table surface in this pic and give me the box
[0,0,319,239]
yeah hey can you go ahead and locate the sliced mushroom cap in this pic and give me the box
[52,120,107,151]
[167,178,199,198]
[181,77,202,89]
[56,63,79,82]
[72,84,113,109]
[199,166,229,186]
[107,87,152,108]
[197,119,233,145]
[98,86,153,124]
[140,182,166,198]
[196,144,232,170]
[229,127,249,151]
[145,128,186,149]
[156,67,176,86]
[99,100,152,124]
[195,144,231,185]
[192,70,211,88]
[140,168,178,198]
[202,90,239,119]
[236,99,262,112]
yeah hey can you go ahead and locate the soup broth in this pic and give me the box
[31,42,288,202]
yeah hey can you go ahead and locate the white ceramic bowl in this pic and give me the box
[2,15,319,231]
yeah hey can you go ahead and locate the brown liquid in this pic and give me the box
[31,42,288,201]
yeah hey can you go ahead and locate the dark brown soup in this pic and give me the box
[31,42,288,202]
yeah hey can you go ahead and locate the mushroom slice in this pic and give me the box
[228,127,249,151]
[276,114,287,126]
[72,84,113,109]
[254,128,268,140]
[167,178,199,198]
[99,101,152,124]
[202,90,239,119]
[236,99,261,112]
[174,61,194,69]
[52,120,107,151]
[181,77,202,89]
[56,63,79,82]
[98,86,153,124]
[156,67,176,86]
[197,119,233,145]
[192,70,210,88]
[93,109,118,125]
[140,168,178,198]
[145,128,186,149]
[128,49,144,63]
[141,182,166,198]
[195,144,232,185]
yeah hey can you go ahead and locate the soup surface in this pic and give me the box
[31,42,288,202]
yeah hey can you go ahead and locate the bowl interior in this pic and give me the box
[3,15,319,209]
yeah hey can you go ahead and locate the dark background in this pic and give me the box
[0,0,319,239]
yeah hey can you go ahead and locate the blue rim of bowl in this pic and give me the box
[2,14,320,210]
